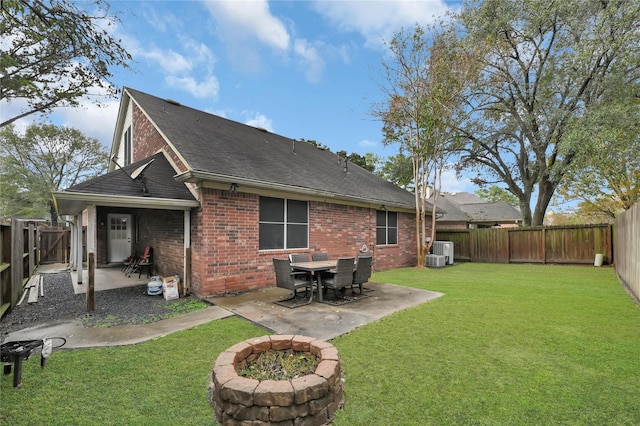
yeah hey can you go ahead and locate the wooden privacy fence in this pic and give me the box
[615,203,640,303]
[436,224,614,265]
[0,219,41,318]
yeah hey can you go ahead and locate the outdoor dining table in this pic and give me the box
[289,260,337,302]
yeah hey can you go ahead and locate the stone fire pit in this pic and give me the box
[209,335,343,425]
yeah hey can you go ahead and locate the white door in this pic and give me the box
[108,214,132,262]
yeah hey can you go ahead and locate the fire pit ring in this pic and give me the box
[209,335,343,425]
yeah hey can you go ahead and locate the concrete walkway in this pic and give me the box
[4,307,233,349]
[4,264,444,348]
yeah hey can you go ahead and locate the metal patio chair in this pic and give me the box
[273,258,314,307]
[322,257,355,300]
[352,253,373,294]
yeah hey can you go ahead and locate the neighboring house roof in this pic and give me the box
[53,152,199,214]
[431,192,522,225]
[123,87,421,210]
[461,201,522,222]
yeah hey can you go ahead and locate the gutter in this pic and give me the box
[52,191,200,212]
[174,169,418,212]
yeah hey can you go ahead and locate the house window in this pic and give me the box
[124,126,132,165]
[376,210,398,245]
[259,197,308,250]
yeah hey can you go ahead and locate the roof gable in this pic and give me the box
[68,152,195,201]
[125,88,418,209]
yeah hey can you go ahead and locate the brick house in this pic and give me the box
[430,192,522,229]
[53,88,429,297]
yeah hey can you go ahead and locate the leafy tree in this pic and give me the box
[373,24,479,266]
[454,0,640,225]
[0,123,109,223]
[379,153,413,189]
[1,0,131,127]
[475,186,519,207]
[299,138,326,149]
[364,152,382,174]
[336,150,377,172]
[556,79,640,218]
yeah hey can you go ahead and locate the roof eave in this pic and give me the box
[52,191,199,215]
[175,170,417,211]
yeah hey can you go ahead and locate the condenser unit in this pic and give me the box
[432,241,454,265]
[426,254,446,268]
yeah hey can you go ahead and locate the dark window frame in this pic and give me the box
[124,126,132,165]
[376,210,398,245]
[259,197,309,250]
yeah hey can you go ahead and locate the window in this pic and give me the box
[124,126,132,165]
[259,197,308,250]
[376,210,398,245]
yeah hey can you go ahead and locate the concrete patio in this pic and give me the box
[207,282,444,341]
[10,264,444,347]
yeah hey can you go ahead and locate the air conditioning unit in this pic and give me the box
[432,241,454,265]
[426,254,446,267]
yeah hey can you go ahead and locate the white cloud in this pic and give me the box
[56,100,120,149]
[121,23,219,98]
[358,139,378,148]
[142,48,193,74]
[204,0,290,51]
[441,167,475,194]
[244,113,274,132]
[312,0,451,48]
[165,75,220,99]
[294,39,325,83]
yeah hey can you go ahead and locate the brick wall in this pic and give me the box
[190,188,417,297]
[136,209,184,278]
[132,104,188,173]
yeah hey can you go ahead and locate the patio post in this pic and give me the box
[75,213,82,285]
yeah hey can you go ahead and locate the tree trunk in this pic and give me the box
[533,179,556,226]
[49,201,58,227]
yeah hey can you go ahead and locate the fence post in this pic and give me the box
[87,253,95,312]
[542,227,546,264]
[10,218,23,307]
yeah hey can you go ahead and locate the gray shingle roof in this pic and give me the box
[430,192,522,223]
[461,201,522,222]
[68,152,196,201]
[126,88,418,209]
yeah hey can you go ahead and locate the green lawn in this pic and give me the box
[2,264,639,425]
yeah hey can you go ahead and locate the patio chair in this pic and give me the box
[312,252,328,261]
[311,252,330,281]
[121,254,137,272]
[289,253,310,263]
[135,247,153,278]
[323,257,355,300]
[273,258,314,307]
[352,253,373,294]
[289,253,313,280]
[125,246,152,278]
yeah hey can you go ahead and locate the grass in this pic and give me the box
[2,263,639,425]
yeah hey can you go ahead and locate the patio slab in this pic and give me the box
[208,282,444,341]
[6,265,443,347]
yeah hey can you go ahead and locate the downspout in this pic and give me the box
[183,209,191,295]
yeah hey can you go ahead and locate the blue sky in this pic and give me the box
[6,0,478,193]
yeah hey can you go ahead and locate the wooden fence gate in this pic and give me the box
[39,227,70,264]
